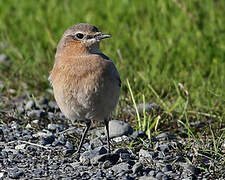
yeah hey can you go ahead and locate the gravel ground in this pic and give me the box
[0,95,224,179]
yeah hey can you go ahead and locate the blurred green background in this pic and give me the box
[0,0,224,128]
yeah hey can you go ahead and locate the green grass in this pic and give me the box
[0,0,224,134]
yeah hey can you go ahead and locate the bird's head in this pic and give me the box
[57,23,111,56]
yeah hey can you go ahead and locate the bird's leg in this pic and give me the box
[104,118,111,153]
[76,119,91,154]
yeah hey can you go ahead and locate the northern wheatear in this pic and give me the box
[49,23,121,154]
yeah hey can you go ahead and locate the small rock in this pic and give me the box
[110,162,130,174]
[0,54,11,66]
[38,97,49,105]
[27,110,47,118]
[131,130,147,140]
[162,165,173,172]
[107,120,133,138]
[95,129,105,138]
[25,100,35,110]
[15,144,27,150]
[33,130,53,138]
[91,153,119,165]
[156,132,174,140]
[90,137,104,149]
[47,112,54,121]
[25,123,32,129]
[17,105,25,114]
[184,164,201,175]
[137,103,160,114]
[0,81,3,89]
[48,101,59,111]
[0,172,4,178]
[139,149,157,159]
[11,121,18,129]
[79,147,107,164]
[132,162,143,174]
[120,152,132,162]
[112,135,129,143]
[102,160,113,169]
[65,141,73,149]
[114,148,130,154]
[40,135,55,145]
[32,119,41,125]
[63,149,75,156]
[155,172,165,179]
[47,123,59,131]
[157,144,171,153]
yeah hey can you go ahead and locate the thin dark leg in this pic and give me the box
[104,118,111,153]
[76,120,91,154]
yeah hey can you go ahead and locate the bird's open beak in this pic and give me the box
[96,33,111,41]
[100,34,111,39]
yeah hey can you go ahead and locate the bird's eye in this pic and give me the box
[76,33,84,39]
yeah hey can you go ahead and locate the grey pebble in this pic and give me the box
[137,103,160,114]
[157,144,171,153]
[47,123,65,131]
[65,141,74,149]
[25,100,35,110]
[0,81,4,89]
[132,162,143,174]
[15,144,27,150]
[0,54,11,66]
[139,149,158,159]
[48,101,59,111]
[27,110,47,118]
[156,132,174,141]
[110,162,130,175]
[107,120,133,138]
[79,146,107,164]
[32,119,41,125]
[184,164,201,175]
[17,105,25,114]
[38,97,49,105]
[89,137,104,149]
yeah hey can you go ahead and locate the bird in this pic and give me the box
[49,23,121,155]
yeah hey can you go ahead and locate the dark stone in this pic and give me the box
[131,130,147,140]
[157,144,171,153]
[184,164,201,175]
[91,153,119,165]
[40,135,55,145]
[63,149,75,157]
[38,97,49,105]
[162,165,173,172]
